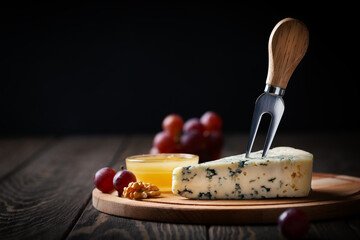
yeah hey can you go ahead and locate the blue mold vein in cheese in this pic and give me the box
[172,147,313,200]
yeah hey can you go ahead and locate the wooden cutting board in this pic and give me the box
[92,173,360,224]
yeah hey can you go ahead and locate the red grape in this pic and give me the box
[204,131,224,152]
[173,143,184,153]
[210,151,221,160]
[183,118,205,134]
[200,111,222,131]
[113,170,137,196]
[180,130,205,154]
[278,208,310,239]
[162,114,184,138]
[153,131,176,153]
[94,167,117,193]
[149,146,160,154]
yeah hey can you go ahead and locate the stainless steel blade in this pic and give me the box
[245,18,309,158]
[245,91,284,158]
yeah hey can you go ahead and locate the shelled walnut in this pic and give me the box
[122,181,161,200]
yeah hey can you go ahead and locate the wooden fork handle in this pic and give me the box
[266,18,309,89]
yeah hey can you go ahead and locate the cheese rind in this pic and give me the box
[172,147,313,199]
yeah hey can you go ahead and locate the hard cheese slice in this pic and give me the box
[172,147,313,199]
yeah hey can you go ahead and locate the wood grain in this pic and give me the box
[266,18,309,89]
[0,136,125,240]
[92,173,360,224]
[209,225,281,240]
[348,217,360,238]
[68,203,207,240]
[0,137,55,180]
[308,219,360,239]
[209,220,360,240]
[68,135,207,240]
[0,134,358,239]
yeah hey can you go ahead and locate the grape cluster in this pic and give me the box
[150,111,224,163]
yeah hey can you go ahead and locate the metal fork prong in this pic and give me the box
[245,110,264,158]
[262,112,283,157]
[246,92,285,158]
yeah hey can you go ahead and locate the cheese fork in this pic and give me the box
[246,18,309,158]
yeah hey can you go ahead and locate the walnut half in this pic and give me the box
[122,181,161,200]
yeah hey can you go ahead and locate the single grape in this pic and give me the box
[153,131,176,153]
[173,143,184,153]
[180,130,205,154]
[204,131,224,152]
[200,111,222,132]
[183,118,205,134]
[113,170,137,196]
[149,146,160,154]
[210,150,221,160]
[162,114,184,139]
[94,167,117,193]
[278,208,310,239]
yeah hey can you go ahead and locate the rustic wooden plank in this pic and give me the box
[308,219,360,239]
[209,219,360,240]
[91,171,360,225]
[209,225,281,240]
[347,217,360,238]
[67,135,207,240]
[0,137,55,180]
[68,203,207,240]
[1,133,357,240]
[0,136,125,240]
[206,132,360,240]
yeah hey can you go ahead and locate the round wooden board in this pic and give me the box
[92,173,360,224]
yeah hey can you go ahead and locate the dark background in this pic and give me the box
[1,3,359,135]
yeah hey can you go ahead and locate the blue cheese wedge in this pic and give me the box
[172,147,313,199]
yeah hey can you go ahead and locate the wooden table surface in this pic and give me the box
[0,132,359,240]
